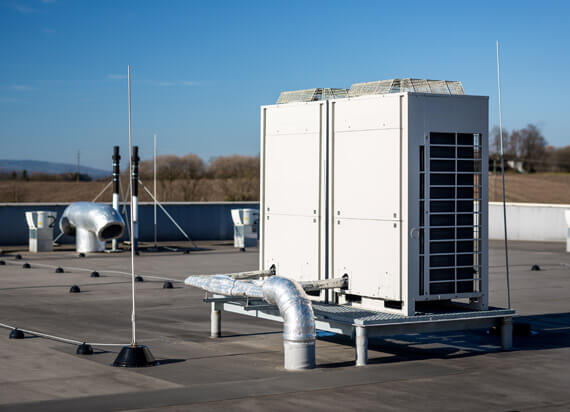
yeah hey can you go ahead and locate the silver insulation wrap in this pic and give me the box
[60,202,125,242]
[184,275,264,299]
[261,277,316,343]
[184,274,316,369]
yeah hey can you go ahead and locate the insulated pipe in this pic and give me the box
[132,146,140,251]
[185,274,264,298]
[60,202,125,253]
[184,275,316,370]
[112,146,121,250]
[262,277,316,370]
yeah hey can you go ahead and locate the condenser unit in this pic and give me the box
[260,79,488,316]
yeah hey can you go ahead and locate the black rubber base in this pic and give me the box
[69,285,81,293]
[55,267,64,273]
[15,254,22,260]
[90,271,100,278]
[531,264,541,271]
[78,253,85,258]
[9,329,25,339]
[0,260,5,265]
[135,276,144,282]
[112,345,158,367]
[76,343,94,355]
[22,263,31,269]
[162,281,173,289]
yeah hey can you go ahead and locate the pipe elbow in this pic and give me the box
[262,277,316,343]
[60,202,125,241]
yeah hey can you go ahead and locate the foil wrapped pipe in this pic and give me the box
[262,276,316,370]
[185,275,264,298]
[60,202,125,253]
[184,274,316,370]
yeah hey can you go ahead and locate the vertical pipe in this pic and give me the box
[355,326,368,366]
[153,134,157,248]
[128,64,136,345]
[211,303,221,338]
[112,146,121,251]
[501,317,513,350]
[132,145,140,252]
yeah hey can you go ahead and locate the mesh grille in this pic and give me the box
[348,78,465,97]
[276,88,348,104]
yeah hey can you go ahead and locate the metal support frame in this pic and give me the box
[210,298,514,367]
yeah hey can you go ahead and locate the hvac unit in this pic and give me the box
[260,79,488,315]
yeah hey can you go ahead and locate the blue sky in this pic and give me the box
[1,0,569,171]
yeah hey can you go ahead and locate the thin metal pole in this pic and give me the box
[128,64,137,344]
[139,179,198,249]
[153,134,157,248]
[496,41,511,309]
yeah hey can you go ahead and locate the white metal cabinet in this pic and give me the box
[333,219,401,300]
[330,96,402,301]
[260,102,325,281]
[260,91,488,315]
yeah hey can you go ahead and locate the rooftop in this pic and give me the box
[0,240,568,411]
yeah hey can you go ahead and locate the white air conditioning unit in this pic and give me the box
[259,82,488,315]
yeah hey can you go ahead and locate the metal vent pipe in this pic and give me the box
[60,202,125,253]
[131,146,140,251]
[184,275,316,370]
[111,146,121,251]
[262,276,316,370]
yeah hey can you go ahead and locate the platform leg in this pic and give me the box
[355,326,368,366]
[501,317,512,350]
[211,303,221,338]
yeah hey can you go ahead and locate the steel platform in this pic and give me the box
[206,295,515,366]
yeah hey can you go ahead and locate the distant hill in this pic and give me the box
[0,160,110,179]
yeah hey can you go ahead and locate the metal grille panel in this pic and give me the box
[276,88,348,104]
[420,132,482,298]
[348,78,465,97]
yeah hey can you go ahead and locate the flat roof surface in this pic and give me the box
[0,240,569,411]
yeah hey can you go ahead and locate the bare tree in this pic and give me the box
[490,126,509,156]
[181,154,206,179]
[518,124,547,172]
[208,155,259,179]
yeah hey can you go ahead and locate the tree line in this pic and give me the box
[137,154,259,181]
[490,124,570,172]
[134,154,260,201]
[0,170,92,181]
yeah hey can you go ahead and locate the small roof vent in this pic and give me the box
[348,78,465,97]
[276,88,348,104]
